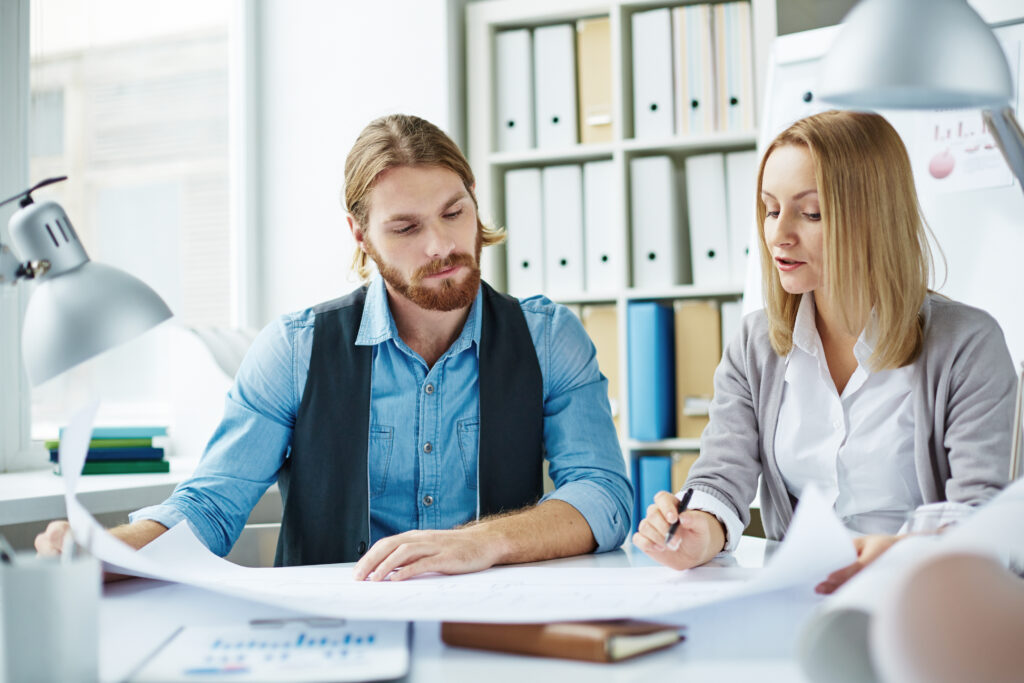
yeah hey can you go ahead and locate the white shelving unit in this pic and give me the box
[466,0,777,469]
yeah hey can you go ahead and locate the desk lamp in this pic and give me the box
[0,176,173,386]
[817,0,1024,480]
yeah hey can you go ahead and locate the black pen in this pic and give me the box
[664,488,694,546]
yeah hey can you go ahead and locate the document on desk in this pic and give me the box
[62,404,856,623]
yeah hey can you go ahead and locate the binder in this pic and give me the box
[576,17,614,144]
[496,29,535,151]
[631,8,675,139]
[720,299,743,355]
[638,455,672,514]
[630,156,688,289]
[504,168,545,297]
[684,152,732,289]
[581,304,620,430]
[670,451,700,492]
[673,300,721,439]
[627,301,676,441]
[672,4,716,136]
[534,24,579,149]
[542,164,585,296]
[582,159,620,293]
[713,2,756,132]
[725,149,759,287]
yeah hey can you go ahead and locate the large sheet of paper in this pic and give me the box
[62,405,857,623]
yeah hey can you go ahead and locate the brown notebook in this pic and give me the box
[441,620,684,663]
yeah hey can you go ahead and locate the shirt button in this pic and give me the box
[423,495,434,506]
[833,419,842,429]
[424,383,434,394]
[423,442,432,453]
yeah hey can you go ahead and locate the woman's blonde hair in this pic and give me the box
[344,114,505,281]
[756,109,932,369]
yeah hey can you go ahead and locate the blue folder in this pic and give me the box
[637,455,672,532]
[627,302,676,440]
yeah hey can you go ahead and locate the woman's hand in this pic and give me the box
[632,490,727,570]
[815,534,903,594]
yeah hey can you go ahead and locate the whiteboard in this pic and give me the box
[743,21,1024,369]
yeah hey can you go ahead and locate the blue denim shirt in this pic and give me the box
[132,276,632,556]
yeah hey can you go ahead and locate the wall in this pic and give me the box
[254,0,464,325]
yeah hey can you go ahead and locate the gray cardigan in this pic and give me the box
[687,294,1016,541]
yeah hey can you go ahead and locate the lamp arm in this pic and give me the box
[0,240,49,285]
[984,107,1024,195]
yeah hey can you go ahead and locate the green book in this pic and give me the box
[44,437,153,451]
[53,459,170,475]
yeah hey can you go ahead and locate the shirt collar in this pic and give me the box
[790,291,879,370]
[354,274,484,357]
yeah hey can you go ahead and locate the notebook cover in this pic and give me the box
[441,620,683,663]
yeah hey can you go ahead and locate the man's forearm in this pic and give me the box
[109,519,169,550]
[467,499,597,566]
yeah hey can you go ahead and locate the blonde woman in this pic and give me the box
[633,110,1015,591]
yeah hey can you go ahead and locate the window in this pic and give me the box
[28,0,232,433]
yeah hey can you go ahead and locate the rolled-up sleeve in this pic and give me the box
[131,314,307,556]
[526,300,633,551]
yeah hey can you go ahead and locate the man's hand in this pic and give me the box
[352,527,499,582]
[352,499,596,582]
[815,534,902,594]
[631,490,726,570]
[34,520,72,556]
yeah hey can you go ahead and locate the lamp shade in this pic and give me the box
[818,0,1013,109]
[21,261,173,385]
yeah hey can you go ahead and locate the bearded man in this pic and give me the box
[36,114,632,580]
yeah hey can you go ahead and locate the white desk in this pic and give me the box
[102,538,817,683]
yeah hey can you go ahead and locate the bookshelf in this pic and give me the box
[466,0,777,517]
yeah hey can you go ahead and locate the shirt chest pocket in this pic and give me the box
[457,417,479,491]
[369,424,395,499]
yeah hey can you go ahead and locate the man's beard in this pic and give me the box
[365,232,482,312]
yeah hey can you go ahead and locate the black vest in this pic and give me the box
[274,282,544,566]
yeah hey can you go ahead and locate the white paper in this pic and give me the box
[63,404,857,623]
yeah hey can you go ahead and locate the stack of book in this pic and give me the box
[49,426,169,475]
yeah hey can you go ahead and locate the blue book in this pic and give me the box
[627,302,676,440]
[59,425,167,439]
[50,446,166,463]
[637,455,672,532]
[631,455,643,533]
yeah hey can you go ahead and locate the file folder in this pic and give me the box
[684,152,732,289]
[576,17,614,144]
[673,300,721,439]
[542,164,586,296]
[627,301,676,441]
[534,24,579,149]
[631,8,675,139]
[720,299,743,355]
[504,168,545,297]
[713,2,755,133]
[725,149,759,288]
[630,156,688,289]
[583,159,620,293]
[670,451,700,493]
[638,455,672,519]
[496,29,535,151]
[581,304,620,431]
[673,4,716,136]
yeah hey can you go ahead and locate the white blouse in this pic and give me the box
[688,293,967,551]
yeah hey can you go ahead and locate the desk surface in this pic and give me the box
[102,538,817,683]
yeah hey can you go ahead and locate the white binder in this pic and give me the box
[583,160,620,293]
[714,1,756,133]
[673,4,716,136]
[542,164,585,297]
[533,24,579,149]
[630,155,687,288]
[631,8,676,139]
[720,299,744,356]
[685,152,731,288]
[496,29,535,151]
[504,168,545,297]
[725,149,759,288]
